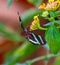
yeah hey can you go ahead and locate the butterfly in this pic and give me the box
[18,13,46,45]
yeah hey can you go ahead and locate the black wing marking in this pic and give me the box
[18,13,46,45]
[35,34,46,45]
[25,31,40,45]
[25,29,46,45]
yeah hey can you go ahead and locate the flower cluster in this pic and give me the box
[39,0,60,11]
[30,15,47,31]
[30,0,60,31]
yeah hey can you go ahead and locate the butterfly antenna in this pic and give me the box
[17,12,24,30]
[17,12,21,22]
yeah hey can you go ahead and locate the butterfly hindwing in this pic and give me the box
[25,30,45,45]
[25,32,40,45]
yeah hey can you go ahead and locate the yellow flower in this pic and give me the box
[48,0,54,3]
[30,16,40,31]
[57,0,60,5]
[39,3,46,9]
[45,1,58,11]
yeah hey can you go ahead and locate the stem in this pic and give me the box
[28,53,60,64]
[38,27,47,30]
[45,61,48,65]
[44,50,49,65]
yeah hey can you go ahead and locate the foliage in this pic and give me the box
[1,0,60,65]
[0,23,24,42]
[4,41,39,65]
[45,23,60,54]
[53,55,60,65]
[29,0,60,54]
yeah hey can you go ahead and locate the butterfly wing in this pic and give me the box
[18,13,46,45]
[25,30,46,45]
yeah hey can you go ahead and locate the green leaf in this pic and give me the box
[45,23,60,54]
[28,0,42,7]
[55,20,60,24]
[44,22,52,26]
[49,11,55,17]
[53,55,60,65]
[15,61,32,65]
[42,11,49,17]
[7,0,13,7]
[44,20,60,26]
[49,11,60,19]
[0,23,25,42]
[16,63,29,65]
[55,11,60,17]
[4,41,39,65]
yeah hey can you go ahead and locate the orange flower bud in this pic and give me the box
[39,3,46,9]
